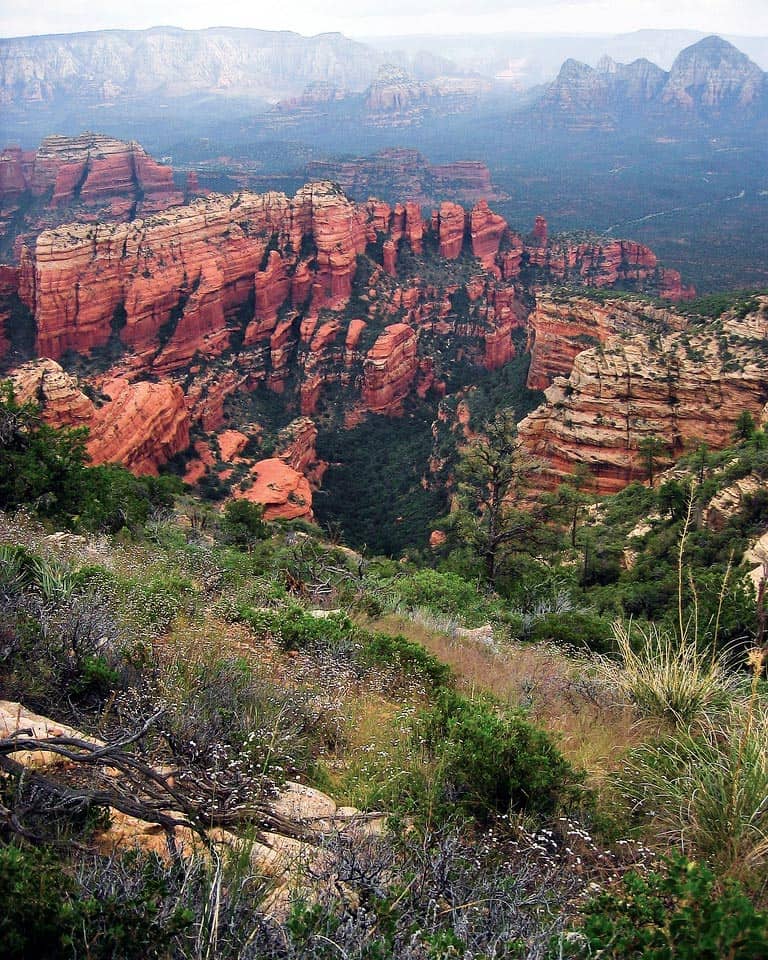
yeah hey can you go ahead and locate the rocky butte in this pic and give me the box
[0,134,189,260]
[0,171,705,516]
[363,65,490,124]
[518,296,768,492]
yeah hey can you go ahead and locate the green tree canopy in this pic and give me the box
[0,381,181,531]
[453,410,544,585]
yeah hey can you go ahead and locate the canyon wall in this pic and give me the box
[1,172,707,510]
[5,186,542,406]
[519,298,768,492]
[525,294,686,390]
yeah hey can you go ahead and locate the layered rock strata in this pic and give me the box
[519,298,768,492]
[305,149,501,205]
[11,359,190,474]
[526,294,686,391]
[1,134,183,216]
[0,182,703,514]
[6,189,690,375]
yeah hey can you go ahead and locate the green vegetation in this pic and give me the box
[219,499,269,547]
[5,376,768,956]
[600,622,741,727]
[315,402,446,554]
[680,289,768,321]
[451,409,545,585]
[0,384,181,532]
[0,845,194,960]
[617,701,768,889]
[562,857,768,959]
[422,690,585,821]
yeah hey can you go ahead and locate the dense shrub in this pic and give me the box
[360,630,452,688]
[560,856,768,959]
[120,572,197,637]
[219,499,269,547]
[529,610,613,653]
[238,603,451,687]
[241,604,359,653]
[422,691,585,821]
[0,844,193,960]
[0,384,181,531]
[0,549,126,712]
[390,568,490,622]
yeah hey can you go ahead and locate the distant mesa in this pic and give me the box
[0,133,201,260]
[0,27,385,105]
[305,148,504,206]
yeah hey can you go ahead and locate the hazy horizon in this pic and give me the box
[3,1,768,42]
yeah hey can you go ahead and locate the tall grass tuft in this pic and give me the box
[601,621,742,728]
[617,700,768,888]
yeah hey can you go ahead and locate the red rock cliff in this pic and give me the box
[362,323,419,415]
[29,134,181,209]
[526,294,685,391]
[519,298,768,492]
[11,359,190,474]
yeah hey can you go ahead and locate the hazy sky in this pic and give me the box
[3,0,768,40]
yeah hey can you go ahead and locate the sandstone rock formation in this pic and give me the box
[0,178,701,510]
[6,184,690,381]
[10,357,95,428]
[11,359,190,474]
[517,222,693,300]
[364,65,489,121]
[470,200,507,272]
[234,458,314,521]
[436,202,467,260]
[305,149,501,206]
[663,35,765,110]
[519,297,768,492]
[526,294,685,391]
[0,135,188,266]
[362,323,419,415]
[2,134,182,212]
[704,475,763,530]
[536,35,767,128]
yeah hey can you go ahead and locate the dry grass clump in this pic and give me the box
[317,694,435,811]
[599,621,743,728]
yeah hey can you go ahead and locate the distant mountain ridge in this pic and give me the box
[0,26,391,105]
[361,28,768,86]
[540,35,767,125]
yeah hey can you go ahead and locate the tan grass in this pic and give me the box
[619,699,768,890]
[316,691,434,811]
[364,613,641,782]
